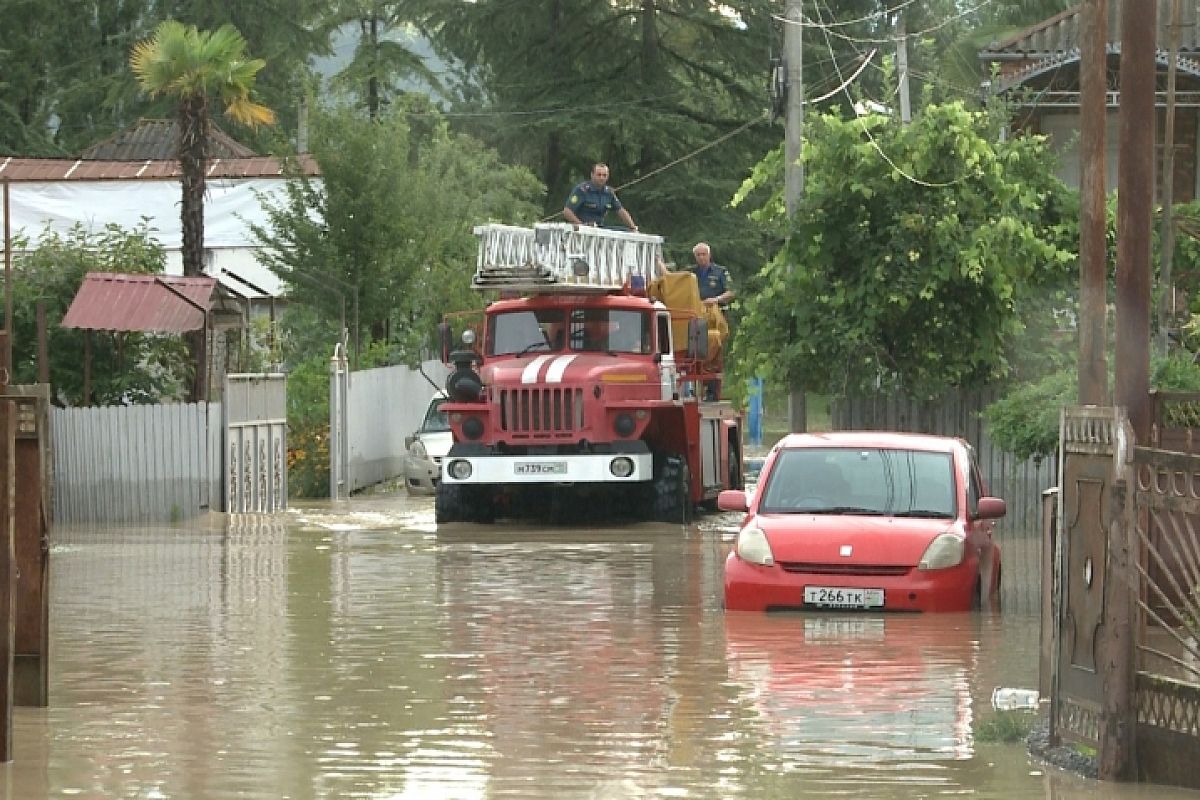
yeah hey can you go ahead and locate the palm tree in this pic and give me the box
[130,21,274,400]
[131,20,275,278]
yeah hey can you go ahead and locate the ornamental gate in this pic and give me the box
[223,373,287,513]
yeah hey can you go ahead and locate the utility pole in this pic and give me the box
[1158,0,1183,356]
[1079,0,1109,404]
[784,0,806,432]
[1114,0,1156,444]
[896,12,912,124]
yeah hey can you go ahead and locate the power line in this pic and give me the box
[774,0,997,45]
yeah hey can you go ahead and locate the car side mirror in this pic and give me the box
[404,435,415,449]
[717,489,748,512]
[975,496,1006,520]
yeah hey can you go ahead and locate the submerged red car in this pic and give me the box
[719,432,1005,613]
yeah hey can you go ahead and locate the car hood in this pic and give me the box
[755,513,961,566]
[416,430,453,459]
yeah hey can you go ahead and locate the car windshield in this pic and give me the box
[420,398,450,433]
[489,309,566,356]
[758,447,956,517]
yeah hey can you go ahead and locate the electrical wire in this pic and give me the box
[811,1,967,188]
[774,0,997,45]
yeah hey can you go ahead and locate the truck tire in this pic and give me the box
[436,484,495,524]
[652,453,692,524]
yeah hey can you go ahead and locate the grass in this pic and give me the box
[975,711,1037,743]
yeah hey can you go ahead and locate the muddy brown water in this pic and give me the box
[2,493,1196,799]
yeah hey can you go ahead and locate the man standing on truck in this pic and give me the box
[563,163,638,231]
[686,242,734,311]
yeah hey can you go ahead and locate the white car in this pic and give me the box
[404,393,452,495]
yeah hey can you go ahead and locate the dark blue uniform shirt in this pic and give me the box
[565,181,623,226]
[691,263,732,303]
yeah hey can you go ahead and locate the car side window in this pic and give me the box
[967,463,983,518]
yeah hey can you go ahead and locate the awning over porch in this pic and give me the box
[61,272,216,333]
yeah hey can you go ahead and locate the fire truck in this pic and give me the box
[435,223,743,524]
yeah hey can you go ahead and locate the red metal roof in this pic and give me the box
[61,273,216,333]
[0,154,319,182]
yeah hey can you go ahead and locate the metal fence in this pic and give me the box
[51,401,223,525]
[331,356,449,497]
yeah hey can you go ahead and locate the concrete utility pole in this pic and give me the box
[896,12,912,124]
[784,0,807,432]
[1158,0,1184,356]
[1079,0,1109,405]
[1114,0,1156,444]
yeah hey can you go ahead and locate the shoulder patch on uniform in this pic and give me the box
[570,194,579,203]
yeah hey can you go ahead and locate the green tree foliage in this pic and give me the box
[317,1,444,119]
[732,101,1077,399]
[426,0,778,268]
[10,223,190,405]
[251,101,543,366]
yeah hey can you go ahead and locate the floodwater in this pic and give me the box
[3,493,1197,800]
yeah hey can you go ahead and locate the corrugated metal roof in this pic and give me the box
[0,154,319,182]
[61,273,216,333]
[982,2,1200,56]
[81,118,256,160]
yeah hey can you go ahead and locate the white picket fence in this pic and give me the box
[51,402,223,525]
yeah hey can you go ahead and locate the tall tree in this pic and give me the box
[130,20,275,400]
[425,0,778,269]
[251,101,543,365]
[315,1,444,119]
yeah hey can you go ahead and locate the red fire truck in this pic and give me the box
[435,223,744,524]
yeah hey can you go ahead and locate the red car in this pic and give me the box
[719,432,1005,613]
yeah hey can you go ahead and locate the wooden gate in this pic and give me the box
[223,373,287,513]
[1051,406,1131,750]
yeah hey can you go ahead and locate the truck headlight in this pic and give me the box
[448,459,473,480]
[918,533,965,570]
[736,526,774,566]
[610,457,634,478]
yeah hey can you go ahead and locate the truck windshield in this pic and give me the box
[568,308,650,354]
[489,309,567,356]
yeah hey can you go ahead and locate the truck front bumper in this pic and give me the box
[441,452,653,484]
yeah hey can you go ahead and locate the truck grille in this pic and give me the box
[499,388,585,436]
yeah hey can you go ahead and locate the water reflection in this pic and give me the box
[0,500,1195,799]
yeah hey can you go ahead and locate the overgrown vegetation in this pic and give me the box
[975,710,1037,744]
[732,101,1077,399]
[11,223,190,405]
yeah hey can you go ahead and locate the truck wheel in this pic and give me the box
[652,453,692,524]
[435,483,465,523]
[436,484,494,524]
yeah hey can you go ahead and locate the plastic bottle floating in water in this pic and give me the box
[991,687,1040,711]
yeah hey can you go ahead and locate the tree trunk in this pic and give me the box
[638,0,660,172]
[178,95,210,403]
[178,96,209,278]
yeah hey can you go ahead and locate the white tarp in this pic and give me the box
[9,177,311,297]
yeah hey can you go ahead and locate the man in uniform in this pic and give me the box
[686,242,733,310]
[563,163,638,231]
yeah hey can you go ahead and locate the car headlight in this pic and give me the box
[409,439,428,460]
[735,526,774,566]
[918,533,965,571]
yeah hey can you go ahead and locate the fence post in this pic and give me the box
[329,343,349,500]
[1099,415,1137,780]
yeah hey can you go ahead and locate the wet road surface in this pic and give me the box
[3,492,1197,799]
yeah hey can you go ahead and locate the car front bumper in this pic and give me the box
[722,552,979,613]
